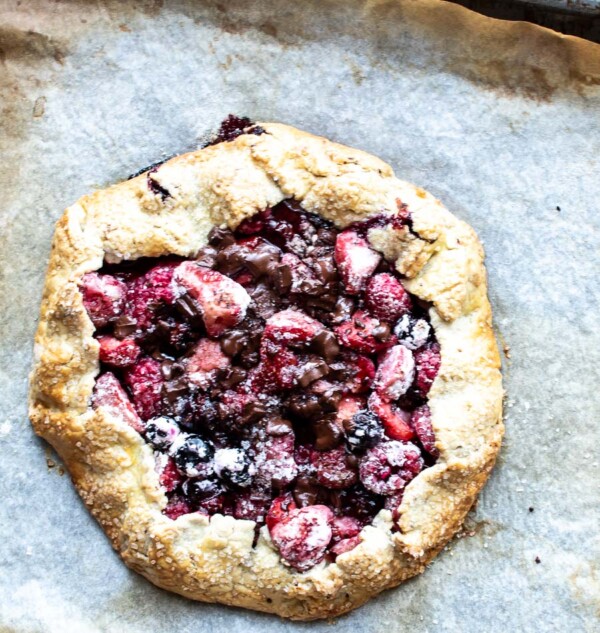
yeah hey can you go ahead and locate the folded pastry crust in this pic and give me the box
[29,123,503,620]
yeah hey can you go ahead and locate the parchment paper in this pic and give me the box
[1,1,599,631]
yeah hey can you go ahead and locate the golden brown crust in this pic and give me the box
[29,122,503,620]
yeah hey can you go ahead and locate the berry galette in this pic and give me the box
[29,117,503,620]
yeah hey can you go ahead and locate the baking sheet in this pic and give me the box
[1,1,599,631]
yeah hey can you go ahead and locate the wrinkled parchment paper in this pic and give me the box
[1,1,599,631]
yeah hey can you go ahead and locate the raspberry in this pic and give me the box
[157,456,184,492]
[414,342,441,395]
[269,505,334,571]
[209,115,262,144]
[373,345,415,401]
[334,230,381,295]
[174,262,251,337]
[163,496,192,520]
[185,338,230,388]
[97,335,141,368]
[263,309,324,348]
[80,272,126,328]
[311,447,357,489]
[124,263,177,334]
[368,392,414,441]
[254,434,298,489]
[365,273,413,322]
[359,441,423,495]
[233,490,272,522]
[92,372,144,433]
[266,493,297,531]
[411,405,439,457]
[123,357,164,421]
[344,410,383,452]
[335,310,397,354]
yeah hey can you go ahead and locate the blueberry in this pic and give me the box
[344,410,384,452]
[214,447,254,488]
[144,416,180,450]
[182,477,224,512]
[394,315,431,351]
[171,435,214,477]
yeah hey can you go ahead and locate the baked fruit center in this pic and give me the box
[82,199,441,572]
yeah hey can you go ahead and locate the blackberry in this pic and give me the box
[344,410,383,452]
[171,435,214,477]
[214,448,254,488]
[394,314,431,351]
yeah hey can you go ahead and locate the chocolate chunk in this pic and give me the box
[310,330,340,363]
[316,227,337,246]
[175,295,202,324]
[250,283,281,320]
[239,400,267,426]
[329,295,355,325]
[220,330,248,357]
[296,358,330,388]
[219,366,247,389]
[161,359,185,381]
[287,393,322,421]
[195,245,217,268]
[215,244,245,275]
[372,322,392,342]
[245,243,281,277]
[113,314,137,339]
[312,414,343,451]
[162,377,188,402]
[313,256,338,283]
[266,416,294,436]
[208,226,235,248]
[238,349,260,368]
[272,262,293,293]
[293,475,320,507]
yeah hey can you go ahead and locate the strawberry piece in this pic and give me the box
[97,335,141,368]
[266,493,297,531]
[174,262,251,337]
[269,505,334,571]
[247,343,299,393]
[163,496,192,520]
[365,273,413,322]
[331,352,376,394]
[263,309,324,347]
[414,342,441,395]
[335,310,397,354]
[373,345,415,401]
[368,392,414,441]
[335,394,367,427]
[80,272,126,328]
[123,357,164,421]
[185,338,230,388]
[157,456,184,492]
[334,230,381,295]
[92,372,144,433]
[331,515,362,542]
[411,404,439,457]
[124,263,177,334]
[330,535,361,557]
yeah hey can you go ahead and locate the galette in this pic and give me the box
[29,116,503,620]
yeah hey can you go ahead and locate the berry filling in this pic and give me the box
[83,191,441,572]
